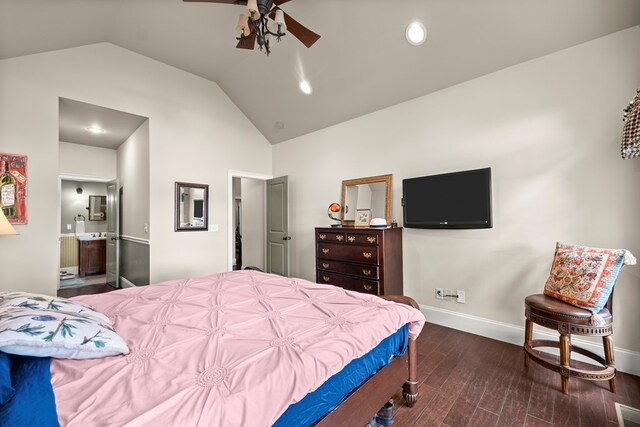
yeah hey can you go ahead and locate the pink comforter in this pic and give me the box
[51,271,425,426]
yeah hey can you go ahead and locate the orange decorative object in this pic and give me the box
[327,203,342,224]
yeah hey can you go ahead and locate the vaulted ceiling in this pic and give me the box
[1,0,639,144]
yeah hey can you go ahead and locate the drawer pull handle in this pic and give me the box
[362,269,372,276]
[322,248,330,254]
[322,263,330,269]
[348,236,356,242]
[335,235,344,241]
[363,284,373,291]
[363,252,372,259]
[367,237,376,244]
[323,276,330,282]
[319,234,326,240]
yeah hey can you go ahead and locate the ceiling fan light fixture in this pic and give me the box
[246,0,259,20]
[406,22,427,46]
[299,80,312,95]
[236,13,249,36]
[274,9,286,31]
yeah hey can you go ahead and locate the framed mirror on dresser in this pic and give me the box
[318,173,401,296]
[341,174,392,227]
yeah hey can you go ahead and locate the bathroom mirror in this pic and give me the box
[175,182,208,232]
[88,195,107,221]
[341,174,392,226]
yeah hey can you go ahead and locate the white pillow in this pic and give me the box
[0,307,129,359]
[0,292,110,324]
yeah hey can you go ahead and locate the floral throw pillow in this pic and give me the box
[543,242,635,322]
[0,292,110,325]
[0,308,129,359]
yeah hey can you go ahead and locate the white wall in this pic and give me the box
[0,42,271,294]
[117,120,150,240]
[240,178,265,270]
[273,27,640,353]
[59,141,117,179]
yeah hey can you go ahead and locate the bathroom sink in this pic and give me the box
[77,233,107,241]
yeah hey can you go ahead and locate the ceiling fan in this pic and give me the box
[183,0,321,55]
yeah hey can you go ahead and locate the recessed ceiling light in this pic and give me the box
[85,125,105,134]
[299,80,312,95]
[406,22,427,46]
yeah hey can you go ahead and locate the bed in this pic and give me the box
[1,270,425,426]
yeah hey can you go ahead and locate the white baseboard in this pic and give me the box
[420,304,640,376]
[120,277,136,288]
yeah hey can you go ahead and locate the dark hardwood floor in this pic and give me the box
[57,283,115,298]
[391,323,640,427]
[55,284,639,426]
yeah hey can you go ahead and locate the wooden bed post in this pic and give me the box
[314,294,423,426]
[380,295,421,408]
[403,337,418,407]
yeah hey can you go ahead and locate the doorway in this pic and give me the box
[58,97,150,289]
[230,174,268,271]
[227,171,290,275]
[58,176,111,290]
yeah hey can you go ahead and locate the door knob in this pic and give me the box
[282,236,292,241]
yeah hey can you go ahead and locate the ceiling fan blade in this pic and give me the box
[236,34,257,50]
[273,0,292,6]
[282,10,320,48]
[183,0,248,4]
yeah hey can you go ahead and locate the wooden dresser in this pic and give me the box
[315,227,403,296]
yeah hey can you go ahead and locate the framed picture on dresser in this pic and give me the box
[355,209,371,227]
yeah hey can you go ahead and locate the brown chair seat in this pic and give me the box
[524,292,616,394]
[525,294,612,326]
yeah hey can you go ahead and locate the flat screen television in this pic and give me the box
[402,167,492,229]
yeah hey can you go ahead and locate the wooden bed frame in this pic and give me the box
[314,295,420,426]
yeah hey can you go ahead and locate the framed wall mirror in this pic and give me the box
[88,195,107,221]
[175,182,209,232]
[341,174,392,226]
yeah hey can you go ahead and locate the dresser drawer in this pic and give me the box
[317,243,379,265]
[345,233,378,245]
[317,260,379,280]
[316,231,346,243]
[317,272,379,295]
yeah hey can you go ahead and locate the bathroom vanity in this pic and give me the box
[78,237,106,277]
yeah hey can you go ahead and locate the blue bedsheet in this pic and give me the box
[0,354,59,427]
[273,324,409,427]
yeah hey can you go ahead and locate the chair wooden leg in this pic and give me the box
[560,333,571,394]
[524,318,533,369]
[603,335,617,393]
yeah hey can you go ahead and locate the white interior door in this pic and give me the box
[266,176,289,276]
[106,180,119,288]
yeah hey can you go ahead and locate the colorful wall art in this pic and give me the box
[0,153,28,224]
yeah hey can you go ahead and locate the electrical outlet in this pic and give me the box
[457,290,466,303]
[444,288,453,301]
[435,288,443,300]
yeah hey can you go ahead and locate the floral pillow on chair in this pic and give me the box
[543,242,636,325]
